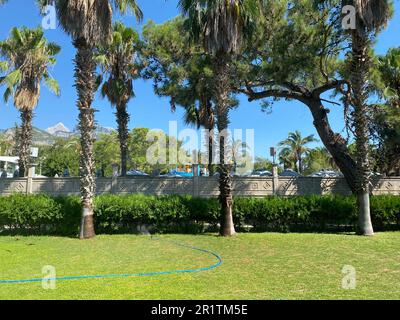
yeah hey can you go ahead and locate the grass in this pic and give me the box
[0,232,399,300]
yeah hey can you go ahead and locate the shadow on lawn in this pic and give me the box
[1,221,399,237]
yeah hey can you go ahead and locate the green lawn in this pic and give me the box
[0,233,399,300]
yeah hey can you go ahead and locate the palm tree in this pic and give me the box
[231,139,253,175]
[37,0,143,239]
[279,148,297,171]
[373,48,400,176]
[179,0,264,236]
[278,131,318,174]
[0,27,60,177]
[183,102,216,175]
[96,21,141,177]
[346,0,390,236]
[303,147,339,175]
[0,133,13,156]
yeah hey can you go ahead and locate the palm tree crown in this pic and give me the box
[347,0,390,34]
[178,0,263,55]
[0,26,60,109]
[278,130,318,173]
[37,0,143,46]
[96,21,140,106]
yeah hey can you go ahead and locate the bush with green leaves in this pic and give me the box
[0,194,62,234]
[0,194,399,235]
[94,195,219,233]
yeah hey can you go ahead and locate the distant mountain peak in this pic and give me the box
[2,122,117,146]
[46,123,71,135]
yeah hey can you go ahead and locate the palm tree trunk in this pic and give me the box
[351,31,374,236]
[214,53,235,237]
[116,101,130,177]
[74,38,96,239]
[298,152,302,174]
[207,127,215,176]
[206,98,215,176]
[18,109,33,177]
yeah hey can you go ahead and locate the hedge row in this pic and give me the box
[0,194,399,235]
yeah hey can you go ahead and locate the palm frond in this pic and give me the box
[2,69,22,88]
[0,61,8,72]
[2,86,12,103]
[44,77,61,96]
[37,0,143,46]
[0,26,60,110]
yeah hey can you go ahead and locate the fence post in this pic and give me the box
[192,164,199,197]
[26,164,36,195]
[272,165,279,195]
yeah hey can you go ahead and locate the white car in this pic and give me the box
[279,169,301,177]
[126,169,149,177]
[309,170,343,178]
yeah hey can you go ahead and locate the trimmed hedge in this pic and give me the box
[0,194,399,235]
[94,194,220,234]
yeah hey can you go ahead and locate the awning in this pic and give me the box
[0,156,19,163]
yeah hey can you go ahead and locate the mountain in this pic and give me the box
[94,126,115,136]
[1,127,56,146]
[46,122,71,138]
[46,122,115,138]
[1,122,117,146]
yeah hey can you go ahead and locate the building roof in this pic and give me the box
[0,156,19,163]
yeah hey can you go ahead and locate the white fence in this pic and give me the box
[1,175,400,197]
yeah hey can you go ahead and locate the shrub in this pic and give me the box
[54,196,82,235]
[0,194,399,235]
[0,194,63,234]
[371,195,400,230]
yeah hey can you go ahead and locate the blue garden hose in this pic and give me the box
[0,236,223,284]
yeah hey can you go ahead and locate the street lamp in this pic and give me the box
[270,147,277,165]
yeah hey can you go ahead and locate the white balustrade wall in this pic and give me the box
[1,176,400,197]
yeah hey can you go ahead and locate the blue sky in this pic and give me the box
[0,0,399,159]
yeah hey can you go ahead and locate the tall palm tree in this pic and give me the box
[179,0,264,236]
[183,101,216,175]
[96,21,141,177]
[0,27,60,177]
[346,0,390,236]
[278,131,318,174]
[38,0,143,239]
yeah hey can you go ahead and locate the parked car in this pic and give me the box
[126,169,149,177]
[159,172,183,177]
[260,171,273,177]
[309,170,343,178]
[245,169,272,177]
[279,169,301,177]
[257,170,273,176]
